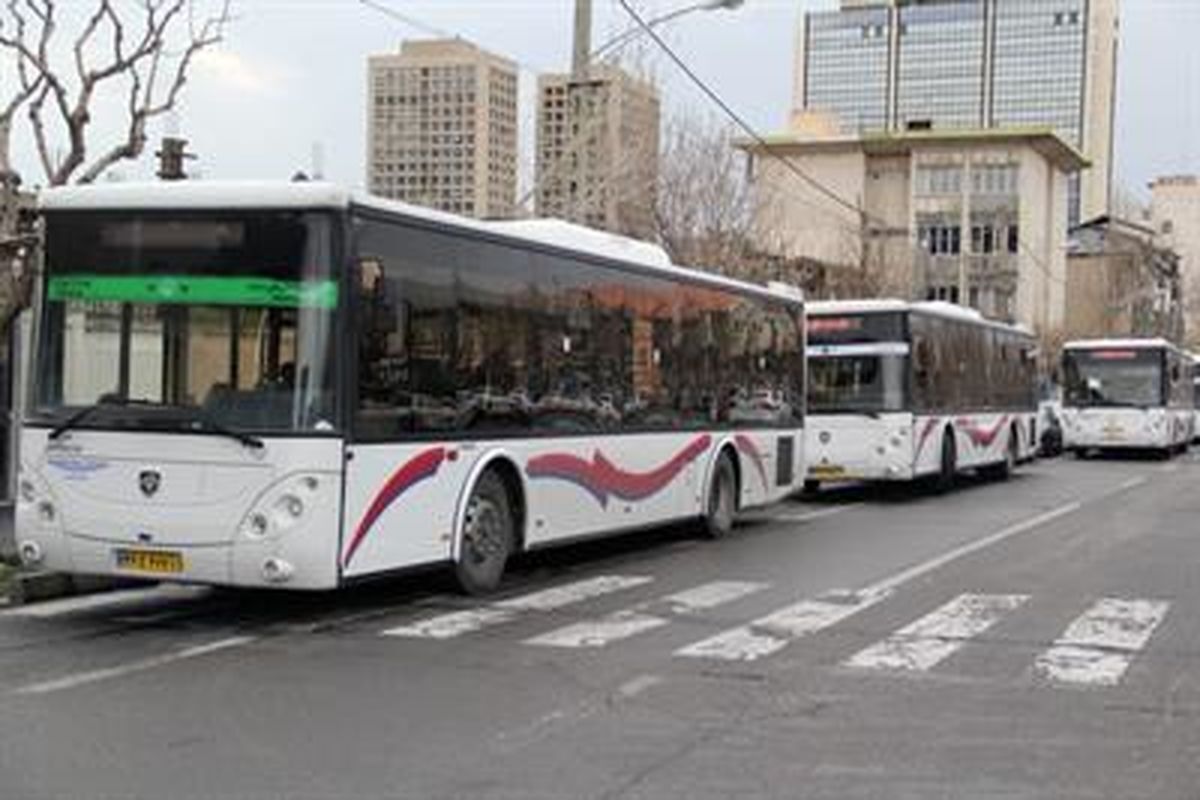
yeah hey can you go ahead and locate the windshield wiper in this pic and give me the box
[184,407,264,450]
[48,397,264,450]
[48,396,156,440]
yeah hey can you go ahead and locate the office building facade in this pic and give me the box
[793,0,1118,225]
[535,64,660,240]
[367,39,518,218]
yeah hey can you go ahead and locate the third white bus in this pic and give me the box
[1061,338,1193,457]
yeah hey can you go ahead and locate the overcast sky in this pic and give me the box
[8,0,1200,205]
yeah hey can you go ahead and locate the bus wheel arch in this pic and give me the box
[450,453,526,595]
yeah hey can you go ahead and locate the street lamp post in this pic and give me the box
[589,0,745,64]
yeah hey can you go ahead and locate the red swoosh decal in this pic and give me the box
[343,446,446,569]
[914,418,940,461]
[957,416,1009,448]
[526,435,712,506]
[735,434,769,491]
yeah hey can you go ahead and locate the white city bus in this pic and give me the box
[1061,338,1193,457]
[17,182,806,593]
[804,300,1038,491]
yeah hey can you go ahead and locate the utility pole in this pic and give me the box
[572,0,592,80]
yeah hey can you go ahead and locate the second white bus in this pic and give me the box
[1061,338,1193,457]
[804,300,1039,491]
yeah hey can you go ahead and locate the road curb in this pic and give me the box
[6,570,141,606]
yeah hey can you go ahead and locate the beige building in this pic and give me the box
[793,0,1118,226]
[1150,176,1200,345]
[742,127,1086,335]
[1065,216,1182,342]
[367,39,518,218]
[535,64,660,240]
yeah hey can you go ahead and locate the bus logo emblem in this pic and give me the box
[138,470,162,497]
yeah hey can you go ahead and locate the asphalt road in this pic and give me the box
[2,452,1199,800]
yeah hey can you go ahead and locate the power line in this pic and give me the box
[614,0,866,223]
[614,0,1068,290]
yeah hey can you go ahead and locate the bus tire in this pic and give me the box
[802,479,821,495]
[1073,448,1088,460]
[936,430,957,493]
[453,470,514,596]
[700,452,737,540]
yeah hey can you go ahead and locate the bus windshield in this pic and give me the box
[1063,349,1163,408]
[808,353,907,414]
[31,211,340,434]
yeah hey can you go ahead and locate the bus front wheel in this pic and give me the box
[454,471,514,596]
[701,452,737,540]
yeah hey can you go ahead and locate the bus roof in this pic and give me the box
[37,181,801,307]
[1063,337,1178,351]
[807,298,1032,335]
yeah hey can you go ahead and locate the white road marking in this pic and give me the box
[13,635,256,696]
[493,575,653,612]
[1,585,208,619]
[381,575,652,640]
[678,500,1081,662]
[846,593,1028,672]
[865,502,1082,597]
[1117,476,1149,491]
[616,673,662,698]
[527,580,767,649]
[675,588,889,662]
[526,611,667,648]
[769,504,863,524]
[1035,598,1170,687]
[663,580,767,614]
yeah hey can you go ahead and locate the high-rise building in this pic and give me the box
[793,0,1118,225]
[1150,175,1200,344]
[535,64,660,239]
[367,39,518,218]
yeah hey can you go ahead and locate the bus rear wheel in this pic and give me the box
[454,471,514,596]
[936,431,957,493]
[700,453,737,540]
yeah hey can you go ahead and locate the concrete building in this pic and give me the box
[793,0,1118,225]
[367,39,518,218]
[535,64,660,240]
[1065,216,1182,342]
[1150,176,1200,345]
[742,127,1086,334]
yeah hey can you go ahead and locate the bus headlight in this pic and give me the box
[246,512,270,538]
[19,479,36,504]
[38,501,56,523]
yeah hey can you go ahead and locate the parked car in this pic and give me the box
[1038,400,1064,457]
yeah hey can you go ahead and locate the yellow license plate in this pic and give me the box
[115,548,184,574]
[809,465,848,479]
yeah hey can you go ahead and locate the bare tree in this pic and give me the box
[0,0,231,326]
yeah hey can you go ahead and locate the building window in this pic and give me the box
[1007,225,1019,254]
[915,165,964,196]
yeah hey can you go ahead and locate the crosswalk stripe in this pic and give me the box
[380,575,653,640]
[845,593,1029,672]
[662,580,767,613]
[525,580,767,649]
[674,588,889,662]
[1034,597,1170,687]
